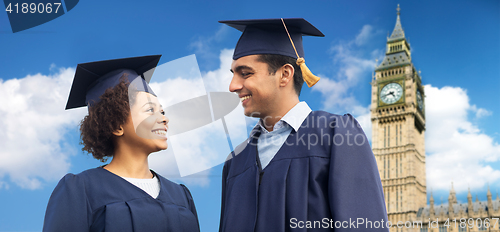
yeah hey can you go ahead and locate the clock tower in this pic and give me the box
[371,5,426,231]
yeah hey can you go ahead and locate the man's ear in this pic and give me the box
[279,64,294,87]
[112,126,124,136]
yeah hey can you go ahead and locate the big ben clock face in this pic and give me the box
[380,82,403,104]
[417,90,424,111]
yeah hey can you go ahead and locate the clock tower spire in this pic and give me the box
[390,4,406,42]
[371,5,426,231]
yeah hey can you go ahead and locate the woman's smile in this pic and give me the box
[151,127,168,139]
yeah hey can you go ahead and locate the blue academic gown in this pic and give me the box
[43,167,200,232]
[219,112,388,231]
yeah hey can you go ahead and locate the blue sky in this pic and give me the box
[0,0,499,231]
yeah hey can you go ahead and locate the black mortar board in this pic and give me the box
[65,55,161,110]
[219,18,324,60]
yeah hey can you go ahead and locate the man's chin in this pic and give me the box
[244,109,262,118]
[244,110,260,118]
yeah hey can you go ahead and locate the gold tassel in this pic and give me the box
[281,18,320,88]
[296,57,320,87]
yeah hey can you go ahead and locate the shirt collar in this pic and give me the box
[257,120,287,134]
[251,101,312,136]
[280,101,312,132]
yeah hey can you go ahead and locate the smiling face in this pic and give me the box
[229,55,280,118]
[123,91,169,153]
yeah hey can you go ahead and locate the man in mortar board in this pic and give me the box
[218,18,388,232]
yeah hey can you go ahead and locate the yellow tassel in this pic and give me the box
[296,57,320,87]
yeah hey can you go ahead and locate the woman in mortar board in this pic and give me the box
[42,55,200,232]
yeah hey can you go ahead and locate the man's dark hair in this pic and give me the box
[257,54,303,96]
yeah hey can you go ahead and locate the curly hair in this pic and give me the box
[79,76,137,162]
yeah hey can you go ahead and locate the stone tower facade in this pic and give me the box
[371,5,426,232]
[372,5,500,232]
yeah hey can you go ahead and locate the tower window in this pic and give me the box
[384,126,386,148]
[388,191,390,212]
[384,157,386,179]
[400,157,402,175]
[396,125,398,146]
[388,125,390,147]
[396,158,398,178]
[396,189,398,211]
[400,124,402,144]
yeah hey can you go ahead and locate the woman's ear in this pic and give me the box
[112,125,125,136]
[279,64,294,87]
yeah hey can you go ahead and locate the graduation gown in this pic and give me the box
[219,112,388,232]
[43,167,200,232]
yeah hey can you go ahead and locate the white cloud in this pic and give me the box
[425,85,500,193]
[470,105,492,119]
[0,181,8,189]
[201,49,234,92]
[201,49,249,149]
[313,25,381,113]
[0,67,86,189]
[312,24,382,140]
[355,25,374,46]
[355,109,372,143]
[49,63,56,71]
[189,25,229,60]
